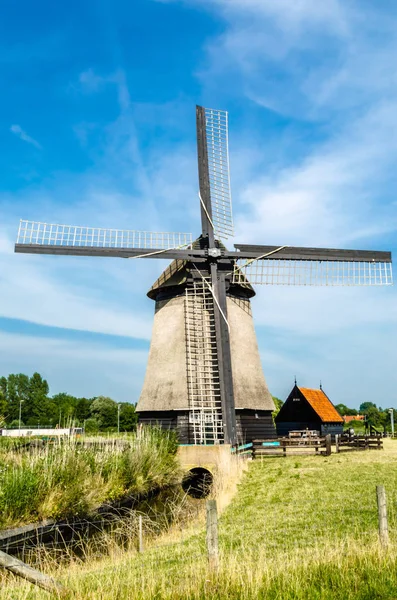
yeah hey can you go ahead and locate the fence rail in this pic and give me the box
[252,437,328,458]
[233,434,383,459]
[336,433,383,452]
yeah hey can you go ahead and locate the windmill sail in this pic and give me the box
[232,245,393,286]
[197,107,234,240]
[16,220,192,250]
[233,258,393,286]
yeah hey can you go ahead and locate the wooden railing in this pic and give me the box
[336,433,383,452]
[252,437,328,458]
[233,434,383,459]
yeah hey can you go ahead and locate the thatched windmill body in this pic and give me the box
[15,106,393,445]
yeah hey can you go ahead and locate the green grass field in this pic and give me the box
[3,440,397,599]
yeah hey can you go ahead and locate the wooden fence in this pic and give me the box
[336,433,383,453]
[252,437,329,458]
[233,434,383,459]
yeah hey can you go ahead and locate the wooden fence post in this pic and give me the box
[335,434,340,454]
[282,440,287,457]
[0,550,66,595]
[206,499,219,571]
[325,434,332,456]
[138,514,144,553]
[376,485,389,547]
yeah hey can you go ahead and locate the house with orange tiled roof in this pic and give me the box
[343,415,365,423]
[275,384,344,437]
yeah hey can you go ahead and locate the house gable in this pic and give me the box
[275,385,320,425]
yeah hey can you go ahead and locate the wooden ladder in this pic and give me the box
[185,279,223,444]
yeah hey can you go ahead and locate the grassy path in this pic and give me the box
[3,440,397,599]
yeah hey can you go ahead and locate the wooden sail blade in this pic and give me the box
[196,106,234,241]
[15,220,193,256]
[233,244,392,263]
[233,258,393,286]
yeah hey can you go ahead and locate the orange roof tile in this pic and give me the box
[298,387,343,423]
[343,415,365,423]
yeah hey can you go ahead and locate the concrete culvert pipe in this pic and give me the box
[182,467,213,499]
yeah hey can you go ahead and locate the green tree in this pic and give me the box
[335,404,357,416]
[119,403,138,432]
[346,408,358,416]
[84,417,99,434]
[0,388,8,421]
[51,393,78,426]
[366,406,382,428]
[75,398,92,423]
[90,396,118,430]
[25,372,50,426]
[359,402,377,414]
[6,374,30,423]
[272,397,283,419]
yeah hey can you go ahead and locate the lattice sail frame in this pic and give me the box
[204,108,234,240]
[184,278,224,445]
[233,259,393,286]
[17,220,193,250]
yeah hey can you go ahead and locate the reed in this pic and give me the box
[0,427,179,528]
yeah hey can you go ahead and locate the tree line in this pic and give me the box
[0,373,137,433]
[335,402,396,431]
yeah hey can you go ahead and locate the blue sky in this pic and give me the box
[1,0,396,408]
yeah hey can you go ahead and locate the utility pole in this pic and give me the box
[19,400,23,433]
[389,408,394,437]
[117,404,121,434]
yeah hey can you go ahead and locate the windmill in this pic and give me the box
[15,106,393,446]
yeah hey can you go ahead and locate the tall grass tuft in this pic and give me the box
[0,427,180,528]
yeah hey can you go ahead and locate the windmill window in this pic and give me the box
[293,398,300,402]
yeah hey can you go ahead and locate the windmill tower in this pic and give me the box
[15,106,393,446]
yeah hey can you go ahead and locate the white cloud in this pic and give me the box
[253,285,396,336]
[235,102,397,247]
[203,0,348,34]
[0,96,198,340]
[183,0,397,250]
[79,68,104,92]
[187,0,397,121]
[0,227,154,340]
[0,331,147,402]
[78,68,130,111]
[10,124,42,149]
